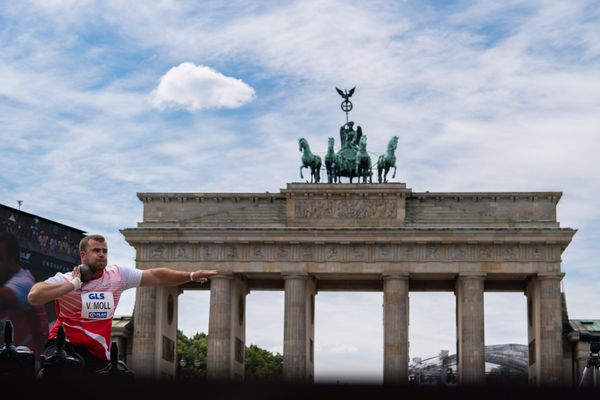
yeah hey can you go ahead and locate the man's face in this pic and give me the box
[0,242,19,280]
[80,239,108,273]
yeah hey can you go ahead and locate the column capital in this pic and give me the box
[282,272,309,281]
[457,272,487,281]
[210,272,234,281]
[382,272,409,281]
[536,272,565,281]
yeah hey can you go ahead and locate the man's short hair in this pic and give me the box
[0,232,21,263]
[79,234,106,252]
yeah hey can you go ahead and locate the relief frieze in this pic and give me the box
[402,244,416,259]
[275,245,290,260]
[151,244,165,259]
[376,244,393,261]
[501,245,519,261]
[140,243,560,263]
[426,244,443,260]
[175,245,190,259]
[224,245,237,259]
[325,245,340,261]
[201,244,218,260]
[531,245,545,260]
[452,244,469,261]
[301,245,315,260]
[350,245,367,261]
[251,245,264,260]
[478,245,494,260]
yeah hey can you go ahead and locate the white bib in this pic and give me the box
[81,292,115,320]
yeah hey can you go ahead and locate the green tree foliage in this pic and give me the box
[244,344,283,381]
[176,330,283,381]
[177,330,208,380]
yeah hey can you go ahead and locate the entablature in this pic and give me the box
[122,227,574,266]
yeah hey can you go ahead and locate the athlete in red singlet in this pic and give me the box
[28,234,218,372]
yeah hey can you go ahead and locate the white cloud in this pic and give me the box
[150,62,255,111]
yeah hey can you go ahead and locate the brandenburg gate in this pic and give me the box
[121,182,575,385]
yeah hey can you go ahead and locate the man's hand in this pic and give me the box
[69,265,82,290]
[190,269,219,283]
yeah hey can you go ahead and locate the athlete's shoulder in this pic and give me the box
[104,264,134,280]
[45,270,71,284]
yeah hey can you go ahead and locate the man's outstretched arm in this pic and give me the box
[140,268,218,287]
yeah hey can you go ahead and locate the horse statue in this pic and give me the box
[325,137,337,183]
[298,138,322,183]
[377,135,399,183]
[355,135,372,183]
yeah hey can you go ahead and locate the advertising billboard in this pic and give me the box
[0,204,85,281]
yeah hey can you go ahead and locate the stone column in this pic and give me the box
[383,273,409,384]
[207,274,233,381]
[455,272,486,385]
[283,273,314,382]
[206,274,248,381]
[131,286,157,378]
[526,273,564,386]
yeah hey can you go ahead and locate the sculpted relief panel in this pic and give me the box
[294,199,397,220]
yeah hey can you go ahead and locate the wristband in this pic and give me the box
[70,277,82,290]
[189,272,194,282]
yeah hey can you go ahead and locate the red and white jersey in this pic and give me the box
[46,265,142,360]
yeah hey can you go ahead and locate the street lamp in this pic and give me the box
[179,357,187,368]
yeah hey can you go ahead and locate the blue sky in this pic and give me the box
[1,0,600,383]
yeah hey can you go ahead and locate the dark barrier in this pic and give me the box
[39,325,84,379]
[96,342,135,380]
[0,320,35,380]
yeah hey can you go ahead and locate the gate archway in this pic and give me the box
[122,182,575,385]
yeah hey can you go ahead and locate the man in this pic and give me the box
[339,121,362,152]
[28,234,218,372]
[340,121,356,150]
[0,232,49,356]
